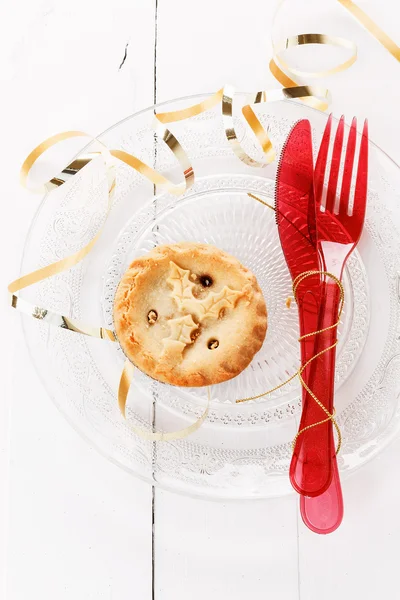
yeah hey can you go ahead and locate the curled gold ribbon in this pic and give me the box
[10,123,195,336]
[156,89,224,123]
[118,359,210,442]
[156,84,330,170]
[241,85,331,159]
[111,119,195,194]
[223,83,332,167]
[222,84,275,166]
[20,130,95,192]
[273,33,357,79]
[10,131,117,339]
[13,84,333,338]
[267,0,357,112]
[268,59,330,112]
[338,0,400,62]
[268,0,399,118]
[11,296,116,341]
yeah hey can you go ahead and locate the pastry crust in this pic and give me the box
[113,242,267,387]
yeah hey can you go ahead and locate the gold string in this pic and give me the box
[236,195,343,455]
[293,271,343,455]
[237,270,343,455]
[247,192,276,211]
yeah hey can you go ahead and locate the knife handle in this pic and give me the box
[300,456,344,533]
[290,282,340,497]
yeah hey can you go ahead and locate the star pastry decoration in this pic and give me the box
[162,314,199,346]
[160,314,199,361]
[167,262,196,305]
[181,285,243,320]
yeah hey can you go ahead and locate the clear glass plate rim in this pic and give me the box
[17,94,400,500]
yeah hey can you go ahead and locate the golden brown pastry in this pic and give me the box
[113,242,267,386]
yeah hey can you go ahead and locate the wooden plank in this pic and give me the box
[155,490,299,600]
[7,347,152,600]
[4,1,156,597]
[156,0,277,102]
[154,1,300,597]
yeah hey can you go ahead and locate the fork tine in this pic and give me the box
[352,119,368,226]
[325,115,345,214]
[314,114,332,207]
[339,117,357,215]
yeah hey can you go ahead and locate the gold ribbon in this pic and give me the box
[156,89,224,123]
[273,33,357,79]
[10,131,117,339]
[222,84,331,165]
[9,123,195,336]
[20,131,96,192]
[338,0,400,61]
[11,296,116,341]
[268,59,329,112]
[111,120,194,195]
[268,34,354,113]
[222,85,275,166]
[268,0,356,112]
[268,0,400,117]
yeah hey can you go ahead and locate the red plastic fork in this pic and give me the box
[290,117,368,517]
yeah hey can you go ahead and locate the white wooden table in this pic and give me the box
[2,1,400,597]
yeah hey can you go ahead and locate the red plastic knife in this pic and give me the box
[275,120,327,493]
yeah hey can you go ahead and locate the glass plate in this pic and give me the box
[21,94,400,499]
